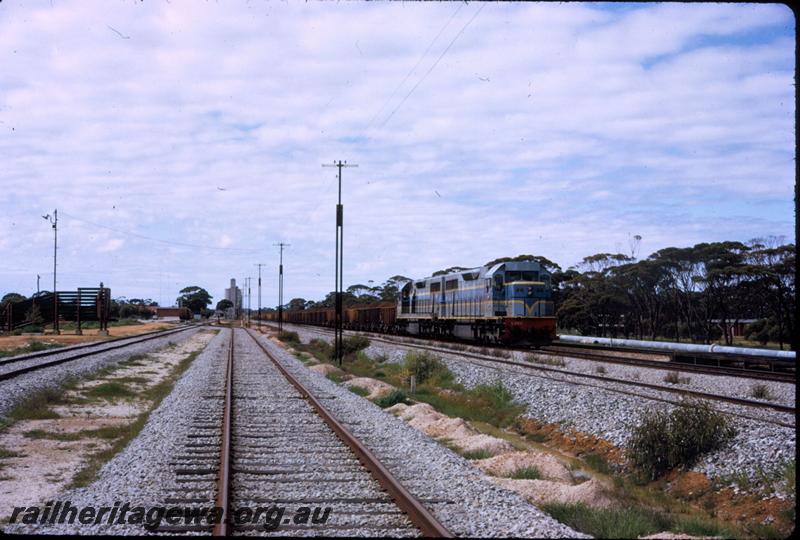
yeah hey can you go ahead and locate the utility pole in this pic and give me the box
[246,277,253,327]
[243,277,248,327]
[321,160,357,366]
[37,274,40,295]
[273,243,290,333]
[42,209,59,335]
[255,263,266,329]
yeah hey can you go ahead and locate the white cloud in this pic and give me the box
[97,238,125,253]
[0,1,793,304]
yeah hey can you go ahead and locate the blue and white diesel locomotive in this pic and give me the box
[396,260,556,344]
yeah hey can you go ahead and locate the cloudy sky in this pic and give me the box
[0,1,794,308]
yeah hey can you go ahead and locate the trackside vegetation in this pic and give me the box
[627,401,736,481]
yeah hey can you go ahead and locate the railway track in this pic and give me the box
[0,324,200,382]
[161,327,452,536]
[274,324,795,423]
[266,320,795,383]
[539,344,795,384]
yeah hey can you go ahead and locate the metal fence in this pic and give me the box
[1,285,111,333]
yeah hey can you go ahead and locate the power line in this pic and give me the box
[58,211,264,253]
[367,2,464,129]
[380,3,486,128]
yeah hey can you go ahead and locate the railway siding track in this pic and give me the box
[278,323,794,491]
[279,324,795,419]
[0,324,200,382]
[539,344,795,383]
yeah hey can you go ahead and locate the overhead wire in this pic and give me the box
[380,3,486,129]
[308,2,483,220]
[366,2,464,130]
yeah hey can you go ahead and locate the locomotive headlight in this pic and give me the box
[527,287,533,296]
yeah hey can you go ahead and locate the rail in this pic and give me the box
[0,324,199,382]
[212,329,234,536]
[243,328,452,538]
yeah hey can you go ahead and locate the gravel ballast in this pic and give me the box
[250,330,585,537]
[4,327,586,537]
[4,328,226,535]
[0,326,203,419]
[282,324,796,494]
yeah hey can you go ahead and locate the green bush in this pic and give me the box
[415,379,525,428]
[468,380,526,427]
[307,338,333,360]
[348,385,370,397]
[541,502,734,539]
[627,401,736,481]
[491,348,511,358]
[341,335,370,356]
[750,384,771,400]
[21,324,44,333]
[404,351,449,385]
[26,341,63,353]
[510,466,542,480]
[277,331,300,344]
[582,452,612,474]
[541,502,671,539]
[375,389,407,408]
[461,449,493,460]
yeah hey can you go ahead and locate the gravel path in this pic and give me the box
[283,324,796,495]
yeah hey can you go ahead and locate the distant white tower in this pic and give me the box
[224,278,242,317]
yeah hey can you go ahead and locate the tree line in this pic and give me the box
[279,237,795,351]
[553,238,795,350]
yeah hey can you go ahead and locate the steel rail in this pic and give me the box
[540,345,795,384]
[243,328,452,538]
[0,323,199,366]
[275,324,795,416]
[0,325,199,382]
[261,321,794,383]
[212,329,234,536]
[381,336,796,415]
